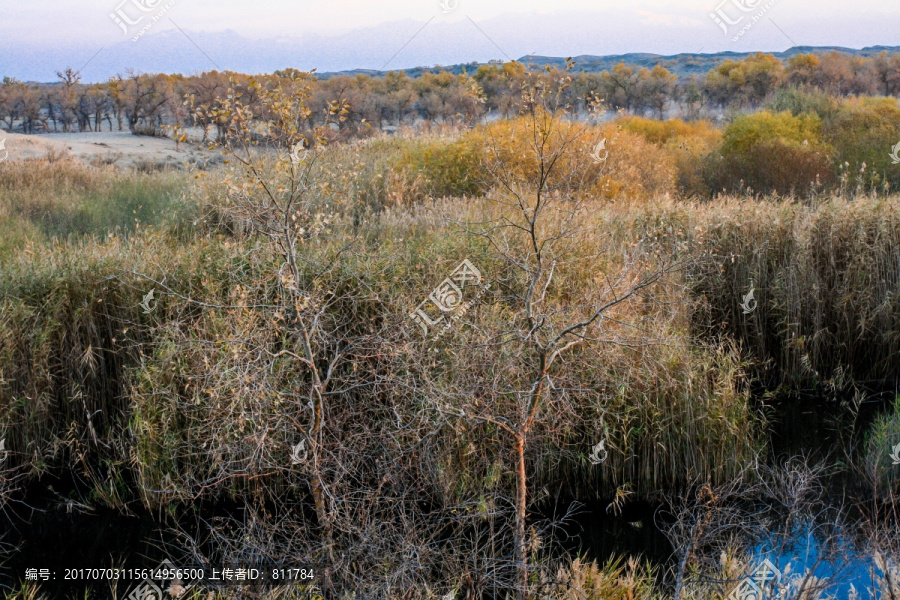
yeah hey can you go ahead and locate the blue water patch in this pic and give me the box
[749,525,880,600]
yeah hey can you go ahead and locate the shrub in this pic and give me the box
[396,135,484,198]
[767,87,841,121]
[131,123,169,137]
[395,116,681,201]
[615,117,723,198]
[720,111,824,157]
[461,115,593,193]
[864,397,900,496]
[823,96,900,192]
[313,136,431,211]
[704,111,835,196]
[465,116,679,200]
[589,125,679,199]
[618,116,720,147]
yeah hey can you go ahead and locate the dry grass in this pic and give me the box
[1,121,899,598]
[686,194,900,387]
[0,155,190,257]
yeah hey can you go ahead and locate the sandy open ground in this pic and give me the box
[0,130,220,169]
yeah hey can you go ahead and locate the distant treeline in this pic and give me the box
[2,50,900,136]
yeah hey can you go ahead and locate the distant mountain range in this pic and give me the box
[0,4,898,84]
[321,45,900,81]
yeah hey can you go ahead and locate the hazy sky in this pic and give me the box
[2,0,900,80]
[2,0,897,44]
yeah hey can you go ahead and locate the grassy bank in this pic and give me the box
[0,156,190,258]
[0,121,898,598]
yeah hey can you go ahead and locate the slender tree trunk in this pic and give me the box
[308,383,330,545]
[673,550,690,600]
[514,434,529,600]
[512,355,547,600]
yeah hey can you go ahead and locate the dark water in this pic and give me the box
[559,391,899,599]
[1,393,896,599]
[0,479,170,599]
[0,473,258,598]
[764,390,894,459]
[744,391,895,599]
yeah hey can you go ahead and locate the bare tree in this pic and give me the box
[413,60,674,599]
[55,67,81,132]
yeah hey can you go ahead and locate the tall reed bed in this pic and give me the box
[0,189,758,513]
[686,195,900,388]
